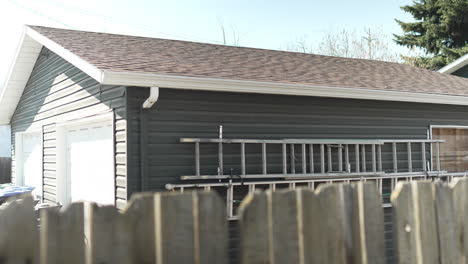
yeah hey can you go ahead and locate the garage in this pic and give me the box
[63,120,114,205]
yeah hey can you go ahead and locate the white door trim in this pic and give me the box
[56,113,115,206]
[14,129,43,200]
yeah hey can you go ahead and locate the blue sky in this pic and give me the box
[0,0,415,90]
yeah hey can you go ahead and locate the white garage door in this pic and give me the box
[66,122,114,205]
[21,132,42,200]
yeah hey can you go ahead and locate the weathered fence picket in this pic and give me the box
[391,179,468,264]
[40,203,84,264]
[0,191,228,264]
[452,178,468,262]
[2,180,468,263]
[238,182,385,264]
[0,194,38,264]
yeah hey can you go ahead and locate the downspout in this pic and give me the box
[140,87,159,192]
[142,86,159,109]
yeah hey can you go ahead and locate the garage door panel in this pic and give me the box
[21,132,42,200]
[66,123,114,205]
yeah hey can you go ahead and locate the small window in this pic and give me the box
[432,127,468,172]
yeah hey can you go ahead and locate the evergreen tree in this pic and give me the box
[395,0,468,70]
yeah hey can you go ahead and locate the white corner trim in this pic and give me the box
[438,53,468,74]
[25,27,104,83]
[102,70,468,106]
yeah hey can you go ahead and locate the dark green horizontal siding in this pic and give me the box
[10,47,128,208]
[127,87,468,192]
[127,83,468,264]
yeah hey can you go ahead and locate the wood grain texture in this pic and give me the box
[40,203,84,264]
[0,194,38,264]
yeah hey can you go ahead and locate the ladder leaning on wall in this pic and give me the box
[166,126,467,218]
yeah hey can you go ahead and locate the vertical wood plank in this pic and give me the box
[155,192,194,263]
[86,204,132,264]
[271,190,301,264]
[350,182,385,264]
[238,192,270,264]
[434,182,459,264]
[0,194,38,264]
[40,203,84,264]
[155,192,229,264]
[197,192,229,264]
[452,178,468,263]
[327,145,332,172]
[309,184,347,263]
[123,193,156,264]
[391,181,439,264]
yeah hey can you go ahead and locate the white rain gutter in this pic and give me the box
[142,87,159,108]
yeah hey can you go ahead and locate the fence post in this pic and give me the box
[39,203,85,264]
[0,194,38,264]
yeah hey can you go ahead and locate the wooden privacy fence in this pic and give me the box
[0,192,228,264]
[2,179,468,263]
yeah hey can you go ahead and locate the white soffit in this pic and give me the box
[0,29,42,125]
[439,53,468,74]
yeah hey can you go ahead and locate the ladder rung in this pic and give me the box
[262,143,267,175]
[302,144,307,174]
[407,142,412,172]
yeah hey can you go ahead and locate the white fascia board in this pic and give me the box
[25,27,104,83]
[0,28,42,125]
[102,70,468,106]
[438,53,468,74]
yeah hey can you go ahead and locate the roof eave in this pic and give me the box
[438,53,468,74]
[102,70,468,106]
[0,27,42,125]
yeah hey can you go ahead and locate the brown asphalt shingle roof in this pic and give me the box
[30,26,468,96]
